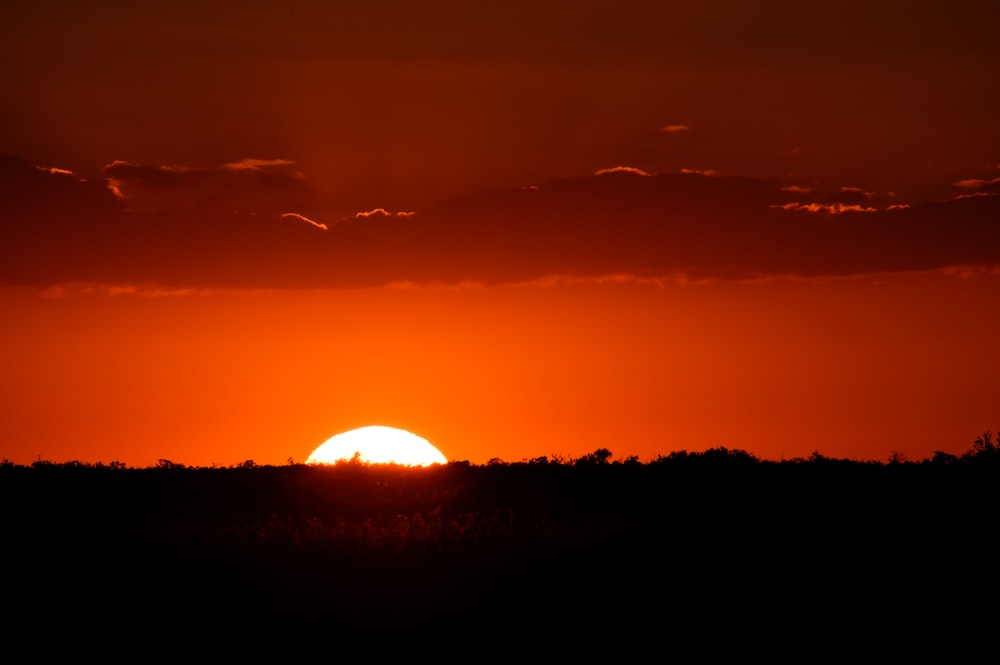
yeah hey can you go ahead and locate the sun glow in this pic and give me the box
[306,426,448,466]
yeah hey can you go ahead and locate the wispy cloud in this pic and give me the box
[840,186,876,199]
[770,202,877,214]
[594,166,652,176]
[37,165,74,176]
[954,177,1000,189]
[106,179,125,199]
[354,208,417,218]
[680,168,717,176]
[39,283,275,299]
[658,124,691,133]
[221,158,297,172]
[954,191,998,200]
[281,212,328,230]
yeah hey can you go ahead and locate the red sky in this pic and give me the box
[2,1,998,466]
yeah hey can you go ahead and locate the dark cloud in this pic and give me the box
[0,156,123,285]
[395,171,1000,284]
[2,155,998,289]
[0,155,119,216]
[103,159,314,213]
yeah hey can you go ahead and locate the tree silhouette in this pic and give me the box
[574,448,612,466]
[930,450,959,465]
[962,431,998,462]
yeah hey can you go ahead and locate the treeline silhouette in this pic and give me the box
[3,434,998,650]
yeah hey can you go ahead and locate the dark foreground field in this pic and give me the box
[3,446,999,652]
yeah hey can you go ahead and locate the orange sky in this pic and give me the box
[1,1,998,465]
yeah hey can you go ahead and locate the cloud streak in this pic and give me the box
[221,158,297,172]
[281,212,328,231]
[354,208,417,218]
[594,166,652,176]
[771,202,878,214]
[954,177,1000,189]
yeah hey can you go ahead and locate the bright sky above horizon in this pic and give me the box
[2,1,998,466]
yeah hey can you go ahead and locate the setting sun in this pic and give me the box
[306,426,448,466]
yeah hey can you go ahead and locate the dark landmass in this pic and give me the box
[3,436,998,652]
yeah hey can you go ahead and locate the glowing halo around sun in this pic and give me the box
[305,426,448,467]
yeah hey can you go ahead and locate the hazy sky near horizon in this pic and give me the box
[2,1,998,465]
